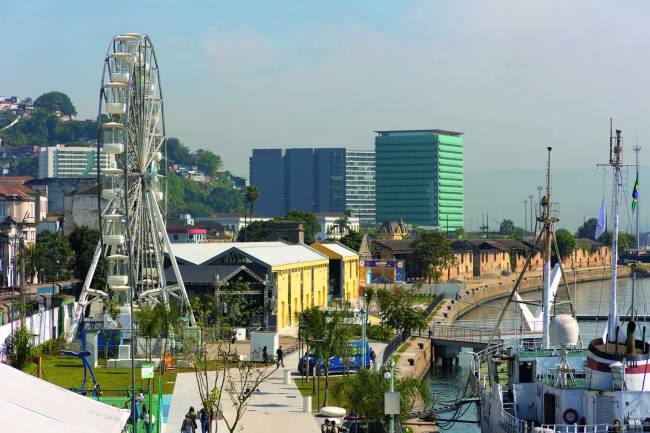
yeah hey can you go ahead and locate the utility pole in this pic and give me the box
[529,194,534,233]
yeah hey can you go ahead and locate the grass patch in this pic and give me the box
[35,355,177,394]
[294,375,347,411]
[406,293,437,305]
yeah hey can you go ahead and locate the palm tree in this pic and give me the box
[334,369,431,431]
[244,185,260,242]
[333,216,350,237]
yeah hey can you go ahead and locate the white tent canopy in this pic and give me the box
[0,362,130,433]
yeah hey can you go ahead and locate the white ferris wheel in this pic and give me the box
[72,33,195,335]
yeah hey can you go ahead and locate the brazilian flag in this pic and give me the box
[632,173,640,212]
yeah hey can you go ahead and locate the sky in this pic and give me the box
[2,1,650,231]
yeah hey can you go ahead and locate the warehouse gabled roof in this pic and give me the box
[311,241,359,259]
[169,241,329,268]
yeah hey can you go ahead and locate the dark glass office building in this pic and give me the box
[249,148,348,216]
[314,148,346,213]
[249,149,284,216]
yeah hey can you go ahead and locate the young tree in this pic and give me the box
[184,325,277,433]
[32,230,74,281]
[318,302,354,406]
[377,287,427,335]
[555,229,576,260]
[339,230,363,251]
[333,369,431,431]
[135,304,162,361]
[236,220,274,242]
[411,231,456,285]
[277,211,320,244]
[576,217,598,240]
[499,219,515,235]
[299,306,326,386]
[68,226,106,289]
[219,281,263,328]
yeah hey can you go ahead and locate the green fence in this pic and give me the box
[84,376,162,433]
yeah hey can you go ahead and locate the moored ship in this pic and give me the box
[472,129,650,432]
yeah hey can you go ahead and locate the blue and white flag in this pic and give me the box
[595,199,607,239]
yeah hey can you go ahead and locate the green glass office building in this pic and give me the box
[375,129,463,231]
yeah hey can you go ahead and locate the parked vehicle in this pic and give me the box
[340,415,385,433]
[298,341,371,375]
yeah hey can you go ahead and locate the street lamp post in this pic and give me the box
[524,200,528,232]
[384,360,397,433]
[361,293,367,370]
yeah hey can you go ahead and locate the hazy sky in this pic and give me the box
[3,1,650,230]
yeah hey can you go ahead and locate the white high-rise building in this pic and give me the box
[345,150,375,226]
[38,145,114,179]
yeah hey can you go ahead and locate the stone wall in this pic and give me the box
[436,266,630,323]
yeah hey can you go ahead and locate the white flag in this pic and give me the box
[595,199,607,239]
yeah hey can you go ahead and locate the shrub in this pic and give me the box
[37,336,64,356]
[1,326,34,370]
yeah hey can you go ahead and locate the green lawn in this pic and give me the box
[35,355,177,394]
[406,293,437,305]
[294,375,347,411]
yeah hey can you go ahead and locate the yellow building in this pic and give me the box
[169,241,330,330]
[311,241,360,304]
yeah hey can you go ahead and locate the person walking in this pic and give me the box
[262,346,269,365]
[369,348,377,370]
[198,407,208,433]
[187,406,198,433]
[276,346,284,368]
[181,413,195,433]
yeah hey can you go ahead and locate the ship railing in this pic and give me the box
[535,362,588,388]
[498,409,527,433]
[470,342,508,388]
[541,423,609,433]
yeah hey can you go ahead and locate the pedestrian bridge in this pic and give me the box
[416,321,542,350]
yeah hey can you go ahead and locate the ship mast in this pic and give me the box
[542,147,554,348]
[607,128,622,343]
[631,143,641,320]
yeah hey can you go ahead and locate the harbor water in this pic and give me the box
[426,277,650,432]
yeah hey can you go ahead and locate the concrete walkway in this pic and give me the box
[165,351,320,433]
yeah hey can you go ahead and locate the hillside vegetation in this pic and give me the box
[1,92,245,217]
